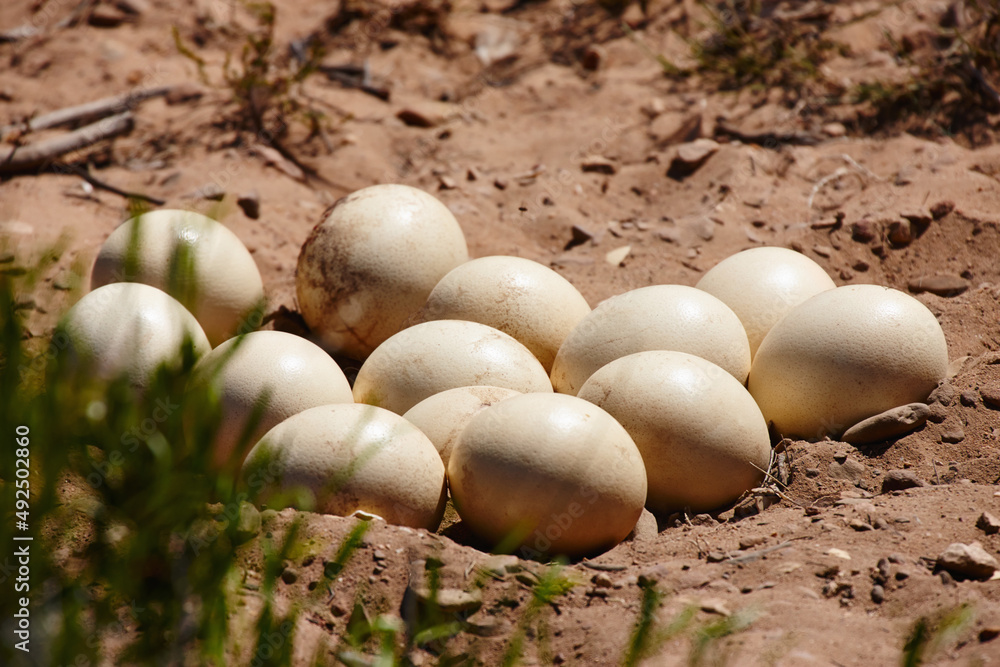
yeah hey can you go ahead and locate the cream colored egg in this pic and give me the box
[241,403,446,530]
[296,185,469,360]
[61,282,211,388]
[550,285,751,395]
[353,320,552,414]
[448,393,647,557]
[402,385,521,467]
[419,256,591,372]
[91,209,265,346]
[188,331,354,469]
[696,247,836,357]
[578,351,771,515]
[748,284,949,439]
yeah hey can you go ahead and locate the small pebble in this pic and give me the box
[940,426,965,443]
[871,584,885,604]
[980,386,1000,409]
[960,392,978,407]
[881,470,926,493]
[976,512,1000,535]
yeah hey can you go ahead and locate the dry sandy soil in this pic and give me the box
[3,0,1000,664]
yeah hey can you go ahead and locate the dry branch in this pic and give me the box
[1,86,172,137]
[0,112,134,174]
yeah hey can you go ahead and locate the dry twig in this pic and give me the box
[0,113,134,174]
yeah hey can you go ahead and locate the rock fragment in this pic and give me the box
[907,275,969,297]
[581,155,616,175]
[928,382,956,406]
[581,44,607,71]
[841,403,930,444]
[851,220,877,243]
[936,542,998,580]
[940,426,965,443]
[605,245,631,266]
[930,200,955,219]
[397,101,460,128]
[977,512,1000,535]
[237,189,260,219]
[888,219,912,246]
[667,139,719,179]
[980,386,1000,409]
[881,469,927,493]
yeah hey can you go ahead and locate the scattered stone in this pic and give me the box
[849,519,873,532]
[198,182,225,201]
[690,513,716,526]
[52,273,78,291]
[981,386,1000,410]
[397,101,460,128]
[881,469,927,493]
[928,382,956,406]
[738,535,766,550]
[466,167,479,181]
[851,220,877,243]
[926,404,948,423]
[466,610,508,637]
[667,139,719,179]
[828,458,866,484]
[873,517,890,530]
[479,554,521,577]
[888,553,907,564]
[936,542,999,581]
[373,549,388,561]
[437,174,457,190]
[812,245,832,258]
[841,403,930,444]
[980,627,1000,643]
[900,208,932,227]
[581,44,607,71]
[977,512,1000,535]
[960,392,979,407]
[822,122,846,138]
[493,178,508,190]
[939,570,956,586]
[706,551,728,563]
[689,217,715,242]
[570,224,599,246]
[930,200,955,219]
[628,508,658,543]
[940,426,965,443]
[700,600,731,616]
[581,155,616,175]
[650,111,701,145]
[605,245,631,266]
[237,190,260,219]
[592,573,614,588]
[887,219,912,246]
[827,548,852,561]
[234,501,261,543]
[907,274,969,297]
[280,567,298,585]
[657,227,679,243]
[853,259,870,272]
[871,584,885,604]
[88,5,130,27]
[165,81,205,105]
[413,587,483,613]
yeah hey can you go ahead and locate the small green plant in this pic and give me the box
[901,603,976,667]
